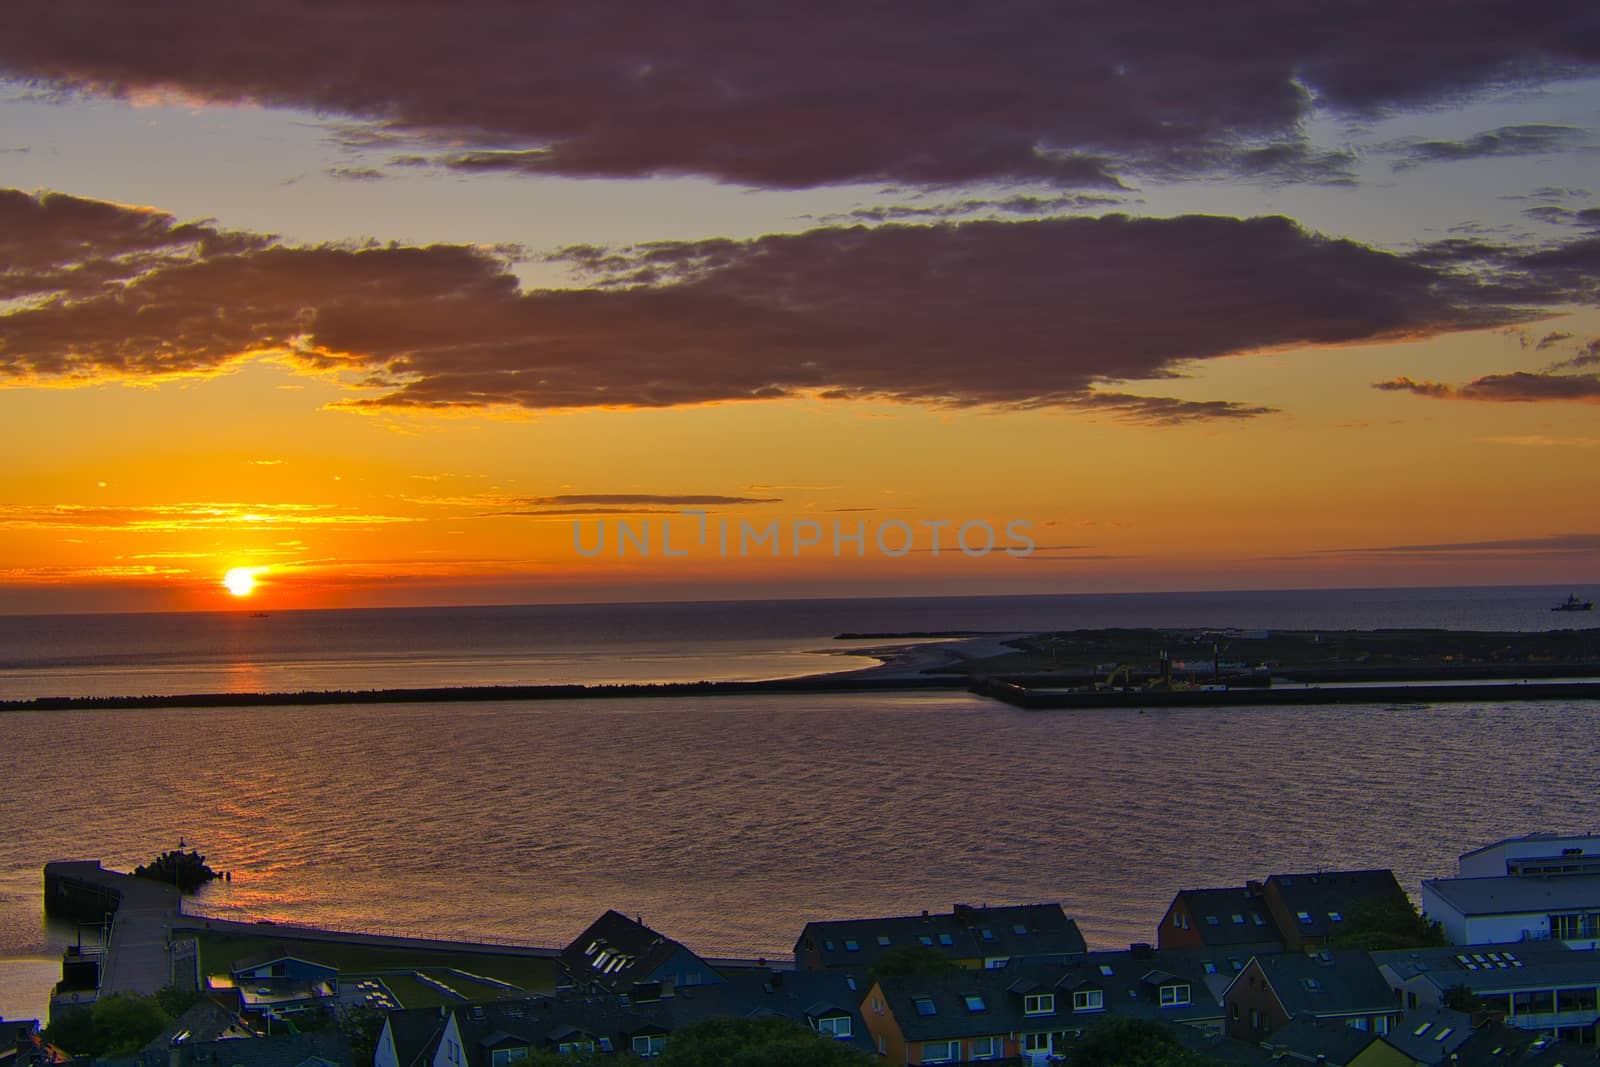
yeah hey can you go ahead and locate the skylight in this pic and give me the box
[914,997,937,1016]
[964,994,987,1013]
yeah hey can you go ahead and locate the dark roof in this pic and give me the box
[1423,874,1600,917]
[228,951,337,978]
[1372,942,1595,994]
[1049,950,1224,1026]
[796,903,1085,970]
[873,970,1036,1044]
[138,1000,253,1054]
[1167,1024,1279,1067]
[445,980,876,1063]
[1234,951,1398,1019]
[1265,870,1407,942]
[95,1031,350,1067]
[654,970,877,1055]
[379,1009,446,1067]
[1382,1007,1476,1064]
[559,910,715,994]
[1266,1015,1387,1065]
[1169,887,1285,948]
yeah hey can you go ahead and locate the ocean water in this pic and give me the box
[1,585,1596,1021]
[1,585,1594,701]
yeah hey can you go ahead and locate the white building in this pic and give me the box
[1459,833,1600,879]
[1422,875,1600,949]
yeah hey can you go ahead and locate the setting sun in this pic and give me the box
[223,567,260,597]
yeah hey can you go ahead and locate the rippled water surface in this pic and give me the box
[3,586,1597,1019]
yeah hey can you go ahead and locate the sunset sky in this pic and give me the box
[1,2,1598,613]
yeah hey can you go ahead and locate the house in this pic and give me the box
[220,953,340,1017]
[1373,942,1600,1043]
[860,968,1043,1064]
[1159,885,1285,955]
[795,903,1086,972]
[656,969,877,1057]
[1052,949,1226,1032]
[1459,835,1600,879]
[1264,1016,1412,1067]
[432,998,667,1065]
[97,1031,350,1067]
[376,1008,447,1067]
[558,910,724,996]
[1260,871,1409,952]
[1223,951,1403,1042]
[860,949,1219,1065]
[1421,876,1600,949]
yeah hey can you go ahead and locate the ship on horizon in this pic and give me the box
[1553,593,1594,612]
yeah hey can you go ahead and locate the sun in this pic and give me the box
[223,567,261,597]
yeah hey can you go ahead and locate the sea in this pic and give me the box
[1,585,1597,1021]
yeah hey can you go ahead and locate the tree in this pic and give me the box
[1443,984,1488,1014]
[89,992,172,1056]
[1061,1019,1221,1067]
[657,1017,873,1067]
[1326,895,1448,951]
[44,985,198,1058]
[866,944,960,983]
[339,1005,388,1067]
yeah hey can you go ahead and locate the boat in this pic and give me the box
[1552,594,1594,612]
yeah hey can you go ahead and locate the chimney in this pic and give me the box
[921,910,930,922]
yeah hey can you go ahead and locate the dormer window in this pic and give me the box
[1159,984,1191,1007]
[1024,993,1055,1016]
[1072,990,1103,1012]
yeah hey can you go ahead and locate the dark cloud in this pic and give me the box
[519,495,780,507]
[9,187,1600,419]
[825,193,1125,225]
[325,166,387,182]
[1374,366,1600,403]
[1535,330,1574,349]
[1391,123,1588,170]
[1331,533,1600,555]
[0,2,1596,189]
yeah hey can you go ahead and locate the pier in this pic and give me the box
[43,861,182,999]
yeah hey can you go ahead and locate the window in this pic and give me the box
[1073,990,1104,1012]
[981,928,995,941]
[1013,924,1028,935]
[630,1035,666,1058]
[1098,964,1114,977]
[972,1036,1000,1060]
[985,957,1009,969]
[921,1040,959,1064]
[914,996,938,1017]
[1231,914,1244,925]
[557,1041,593,1056]
[877,935,891,947]
[872,996,884,1015]
[1024,993,1055,1016]
[938,933,955,946]
[823,939,835,951]
[1349,1018,1368,1031]
[1205,915,1220,926]
[1228,958,1242,972]
[844,939,859,952]
[1252,913,1266,926]
[1375,1017,1390,1036]
[1159,984,1191,1007]
[490,1049,528,1067]
[817,1015,852,1038]
[1203,962,1217,975]
[1328,911,1343,923]
[1434,1028,1454,1042]
[1297,911,1313,924]
[846,976,857,991]
[878,1035,886,1054]
[919,935,933,946]
[964,994,988,1013]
